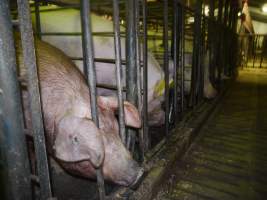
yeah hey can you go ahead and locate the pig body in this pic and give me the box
[32,7,165,126]
[17,38,143,187]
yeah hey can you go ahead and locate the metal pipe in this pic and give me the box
[163,0,169,136]
[80,0,105,199]
[173,0,178,124]
[0,1,32,199]
[126,0,137,150]
[180,5,185,113]
[112,0,126,145]
[134,0,144,159]
[142,0,149,152]
[17,0,53,199]
[34,0,42,39]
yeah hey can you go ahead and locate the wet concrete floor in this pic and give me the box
[154,69,267,200]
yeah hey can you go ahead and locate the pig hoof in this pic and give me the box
[130,168,145,189]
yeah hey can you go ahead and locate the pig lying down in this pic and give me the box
[17,39,144,187]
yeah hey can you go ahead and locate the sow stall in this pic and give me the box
[0,0,239,199]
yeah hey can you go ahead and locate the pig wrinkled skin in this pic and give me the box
[17,39,144,187]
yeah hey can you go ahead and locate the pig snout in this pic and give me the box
[102,133,144,187]
[128,164,144,189]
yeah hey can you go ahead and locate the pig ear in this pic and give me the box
[123,101,142,128]
[54,116,104,167]
[98,96,141,128]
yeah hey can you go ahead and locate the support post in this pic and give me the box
[0,1,32,199]
[17,0,54,198]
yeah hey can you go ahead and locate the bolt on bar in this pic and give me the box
[142,0,149,152]
[163,0,170,136]
[80,0,105,199]
[0,0,32,199]
[17,0,54,199]
[126,0,138,150]
[112,0,126,145]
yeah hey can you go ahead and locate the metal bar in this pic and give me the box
[134,0,145,159]
[112,0,126,145]
[217,0,224,85]
[0,1,32,199]
[180,5,185,113]
[17,0,53,199]
[189,2,202,107]
[126,0,137,150]
[80,0,105,199]
[163,0,169,136]
[34,0,42,39]
[173,0,178,124]
[253,36,257,68]
[142,0,149,152]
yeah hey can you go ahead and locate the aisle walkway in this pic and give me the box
[154,69,267,200]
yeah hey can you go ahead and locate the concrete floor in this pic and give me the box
[154,69,267,200]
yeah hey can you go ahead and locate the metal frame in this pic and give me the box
[0,0,241,199]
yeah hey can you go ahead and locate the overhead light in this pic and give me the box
[262,3,267,13]
[238,11,242,17]
[204,5,209,16]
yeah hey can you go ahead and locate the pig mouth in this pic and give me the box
[129,168,145,189]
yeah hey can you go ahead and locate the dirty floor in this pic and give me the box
[153,69,267,200]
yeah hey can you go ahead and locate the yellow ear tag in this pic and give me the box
[154,79,174,97]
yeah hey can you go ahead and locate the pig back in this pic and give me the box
[16,38,91,149]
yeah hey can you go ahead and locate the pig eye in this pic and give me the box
[69,135,79,145]
[73,136,79,143]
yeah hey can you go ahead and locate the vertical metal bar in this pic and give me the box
[208,0,215,84]
[80,0,105,199]
[0,1,32,199]
[17,0,53,199]
[142,0,149,152]
[217,0,224,84]
[180,5,185,112]
[112,0,126,146]
[163,0,169,136]
[173,0,178,124]
[190,1,202,107]
[134,0,144,159]
[34,0,42,39]
[126,0,137,149]
[253,36,257,68]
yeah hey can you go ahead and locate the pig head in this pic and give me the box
[17,38,143,187]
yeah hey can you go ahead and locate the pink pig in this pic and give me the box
[18,39,144,187]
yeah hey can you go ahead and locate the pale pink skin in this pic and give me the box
[18,39,143,187]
